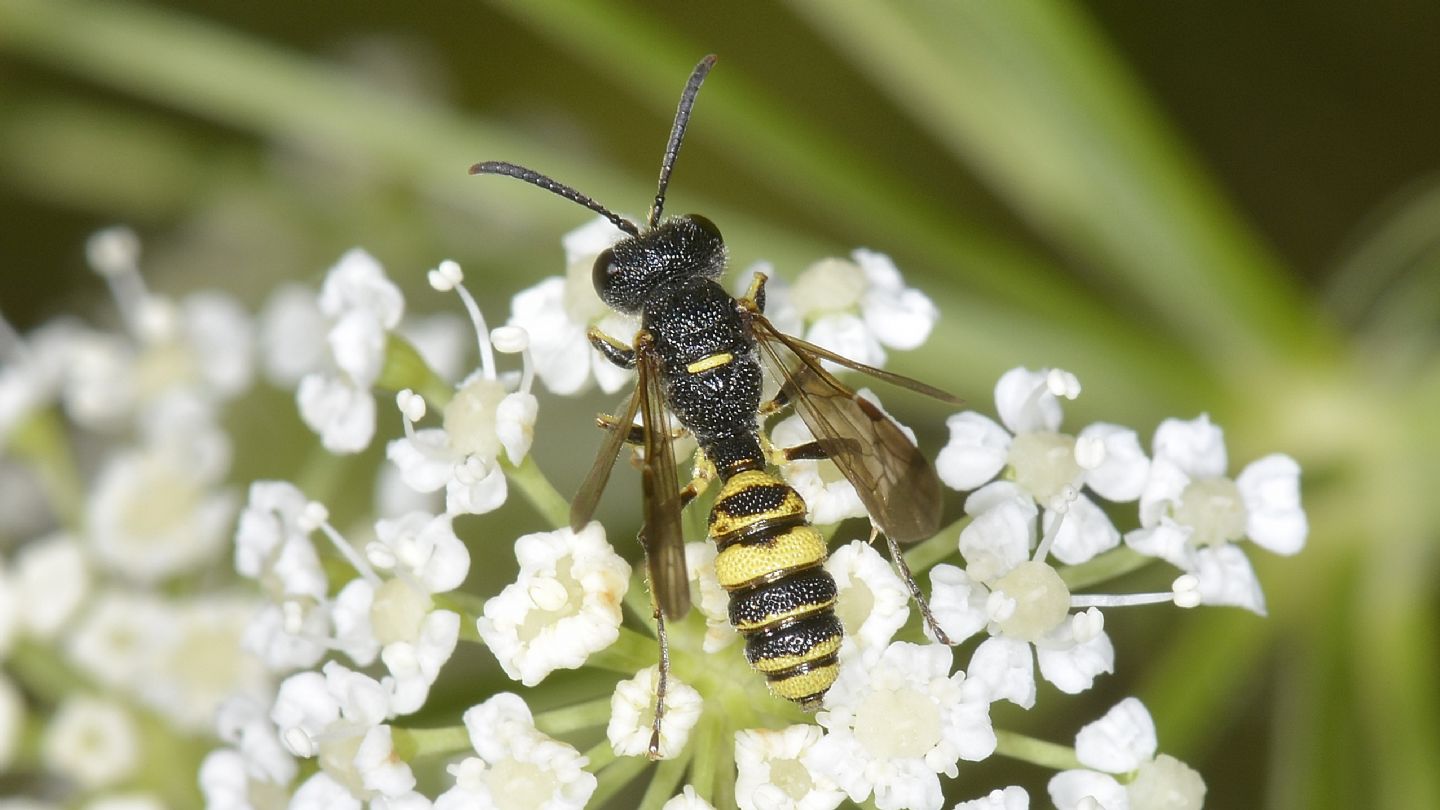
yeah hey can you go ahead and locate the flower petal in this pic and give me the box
[1236,454,1307,555]
[936,412,1012,492]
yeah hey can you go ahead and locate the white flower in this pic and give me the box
[789,249,937,369]
[662,786,716,810]
[804,642,995,810]
[290,772,361,810]
[215,694,296,786]
[685,541,738,652]
[87,420,236,583]
[734,725,846,810]
[505,216,637,396]
[930,489,1115,703]
[434,693,596,810]
[825,540,910,662]
[65,590,173,691]
[140,596,272,731]
[954,786,1030,810]
[41,696,140,790]
[477,523,631,686]
[234,481,327,601]
[199,748,291,810]
[936,367,1150,564]
[1127,415,1307,614]
[271,662,404,800]
[386,376,535,516]
[1048,698,1205,810]
[388,265,540,516]
[12,533,89,639]
[257,282,328,388]
[327,511,465,713]
[607,666,703,759]
[0,317,85,443]
[297,249,404,453]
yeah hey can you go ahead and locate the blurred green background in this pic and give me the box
[2,1,1438,808]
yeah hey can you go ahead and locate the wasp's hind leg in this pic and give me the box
[869,525,953,646]
[648,600,671,760]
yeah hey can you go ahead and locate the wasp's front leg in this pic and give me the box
[588,326,637,369]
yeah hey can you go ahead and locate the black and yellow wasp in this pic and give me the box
[473,55,958,757]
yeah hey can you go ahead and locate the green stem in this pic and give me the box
[639,748,692,810]
[391,724,471,760]
[7,409,85,530]
[585,626,658,674]
[583,739,617,772]
[994,728,1082,771]
[503,454,571,530]
[1058,545,1153,590]
[535,697,613,737]
[590,749,650,807]
[903,513,971,572]
[379,334,455,407]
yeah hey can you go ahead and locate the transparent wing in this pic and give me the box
[637,339,691,619]
[751,315,944,544]
[773,330,964,406]
[569,381,645,533]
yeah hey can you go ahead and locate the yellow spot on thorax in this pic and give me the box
[685,352,734,374]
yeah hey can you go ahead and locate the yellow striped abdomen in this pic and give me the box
[708,469,841,707]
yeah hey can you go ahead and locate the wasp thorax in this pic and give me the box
[591,214,725,313]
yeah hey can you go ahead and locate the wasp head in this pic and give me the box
[592,214,725,313]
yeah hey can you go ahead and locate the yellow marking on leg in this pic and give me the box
[685,352,734,374]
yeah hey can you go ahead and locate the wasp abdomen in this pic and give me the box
[707,469,843,705]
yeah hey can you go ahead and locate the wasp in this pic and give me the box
[472,55,958,758]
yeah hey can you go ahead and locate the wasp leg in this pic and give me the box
[649,598,670,760]
[739,270,769,314]
[595,412,647,446]
[871,525,953,646]
[588,326,637,369]
[781,440,828,461]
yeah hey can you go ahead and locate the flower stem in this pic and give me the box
[502,454,571,530]
[994,728,1082,771]
[534,697,613,736]
[8,410,85,530]
[391,724,471,760]
[379,334,453,407]
[590,748,649,806]
[1059,545,1153,590]
[585,626,658,674]
[639,748,692,809]
[902,513,971,571]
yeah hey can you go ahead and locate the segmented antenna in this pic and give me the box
[648,54,717,229]
[470,161,640,238]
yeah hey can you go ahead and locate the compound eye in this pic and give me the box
[688,214,722,244]
[592,247,620,296]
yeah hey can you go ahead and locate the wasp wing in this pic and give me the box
[772,330,964,406]
[751,315,943,544]
[636,339,691,620]
[570,381,644,533]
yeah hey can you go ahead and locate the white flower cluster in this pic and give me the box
[1,220,1307,810]
[0,228,274,808]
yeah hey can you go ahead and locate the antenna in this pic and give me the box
[648,54,717,229]
[470,161,640,238]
